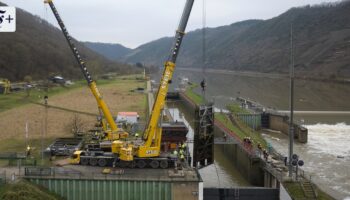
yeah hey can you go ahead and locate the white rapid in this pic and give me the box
[263,123,350,200]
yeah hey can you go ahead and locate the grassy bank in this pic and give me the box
[226,103,250,114]
[284,181,336,200]
[184,85,205,105]
[0,180,63,200]
[215,112,267,148]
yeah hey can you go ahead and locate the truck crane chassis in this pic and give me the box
[78,153,177,169]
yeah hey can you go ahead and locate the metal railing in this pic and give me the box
[0,171,6,185]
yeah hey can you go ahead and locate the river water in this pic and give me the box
[153,69,350,199]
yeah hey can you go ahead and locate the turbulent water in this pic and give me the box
[263,123,350,199]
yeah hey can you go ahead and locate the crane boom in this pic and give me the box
[44,0,121,137]
[138,0,195,157]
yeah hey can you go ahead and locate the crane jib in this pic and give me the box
[45,0,119,134]
[161,70,171,89]
[47,1,93,84]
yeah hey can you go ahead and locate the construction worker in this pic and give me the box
[26,145,31,157]
[263,149,269,161]
[180,154,185,162]
[179,149,184,156]
[257,143,262,150]
[181,143,186,149]
[173,150,178,156]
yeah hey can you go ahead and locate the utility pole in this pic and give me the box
[288,23,295,178]
[42,96,48,163]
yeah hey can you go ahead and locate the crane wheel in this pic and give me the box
[150,160,159,169]
[119,161,129,168]
[80,158,89,165]
[130,161,136,168]
[98,158,107,167]
[136,160,146,168]
[160,160,169,169]
[89,158,98,166]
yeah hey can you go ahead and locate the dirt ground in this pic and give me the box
[0,79,146,142]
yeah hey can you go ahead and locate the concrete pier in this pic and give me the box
[269,113,308,143]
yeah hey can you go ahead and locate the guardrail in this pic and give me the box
[0,152,26,159]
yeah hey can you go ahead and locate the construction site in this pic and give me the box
[1,0,348,200]
[0,0,209,199]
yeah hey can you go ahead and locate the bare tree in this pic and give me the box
[69,114,85,137]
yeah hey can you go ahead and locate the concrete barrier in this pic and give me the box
[204,188,279,200]
[269,114,308,143]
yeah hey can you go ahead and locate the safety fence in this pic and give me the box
[236,113,261,130]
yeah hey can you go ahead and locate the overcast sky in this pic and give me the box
[2,0,340,48]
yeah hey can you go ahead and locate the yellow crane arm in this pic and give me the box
[44,0,118,133]
[142,0,195,150]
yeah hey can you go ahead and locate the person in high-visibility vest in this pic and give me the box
[179,149,184,156]
[26,145,31,157]
[180,154,185,162]
[181,143,186,150]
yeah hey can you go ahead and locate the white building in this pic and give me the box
[116,112,139,124]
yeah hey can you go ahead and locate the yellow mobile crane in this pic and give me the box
[70,0,195,168]
[44,0,127,141]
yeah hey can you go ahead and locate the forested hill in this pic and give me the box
[83,42,132,62]
[0,2,132,81]
[118,1,350,79]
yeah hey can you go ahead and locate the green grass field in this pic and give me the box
[0,75,143,113]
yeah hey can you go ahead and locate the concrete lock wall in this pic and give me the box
[27,178,201,200]
[204,188,279,200]
[215,142,264,187]
[269,114,307,143]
